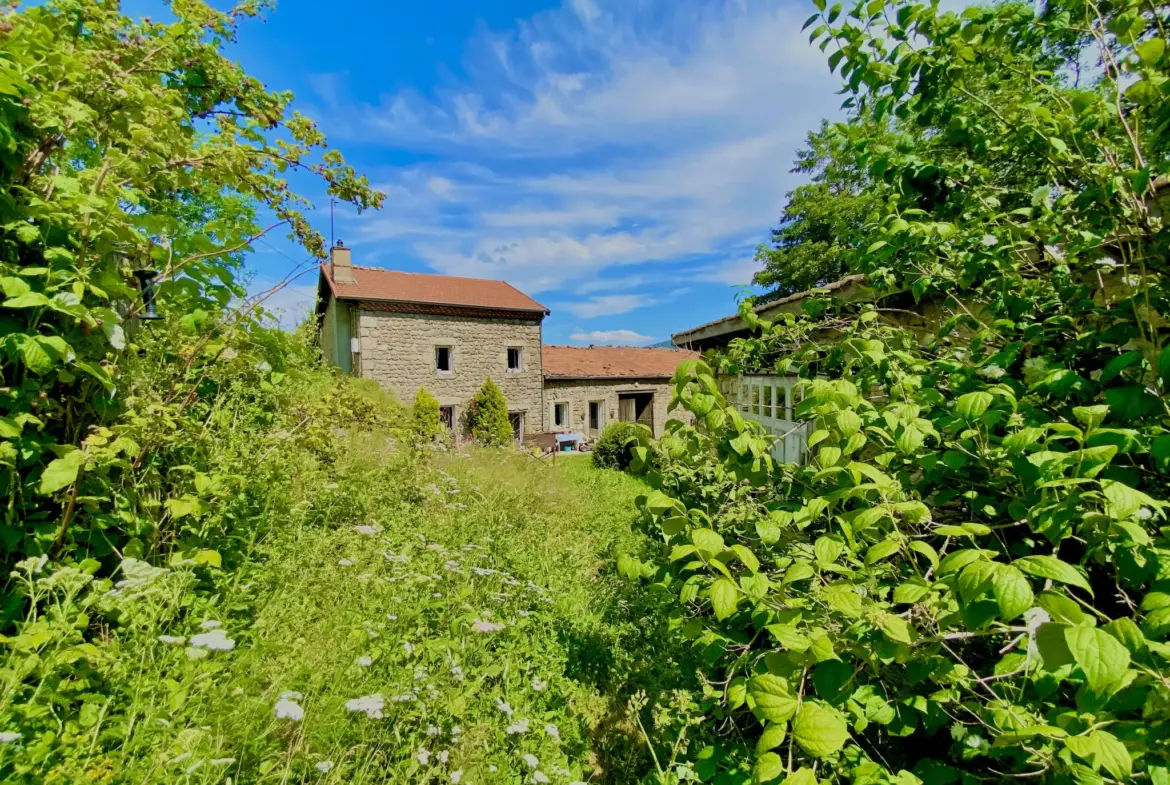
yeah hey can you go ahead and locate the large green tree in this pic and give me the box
[752,119,882,298]
[0,0,381,562]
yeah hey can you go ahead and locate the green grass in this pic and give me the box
[9,441,681,785]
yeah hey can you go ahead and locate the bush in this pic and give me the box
[592,422,644,470]
[464,378,512,446]
[410,388,444,445]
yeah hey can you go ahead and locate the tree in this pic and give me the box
[752,120,882,299]
[0,0,382,562]
[464,378,512,446]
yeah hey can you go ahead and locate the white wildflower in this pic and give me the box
[489,765,499,772]
[450,770,463,784]
[170,753,192,764]
[523,754,539,768]
[357,573,372,582]
[532,772,550,784]
[316,761,335,773]
[433,592,442,598]
[416,748,431,765]
[199,620,222,630]
[0,732,20,744]
[403,641,415,655]
[189,629,235,651]
[387,614,398,621]
[280,690,303,700]
[518,610,530,617]
[338,558,354,567]
[210,758,236,766]
[450,665,464,681]
[438,750,449,764]
[531,678,547,692]
[451,725,462,736]
[345,693,385,719]
[186,760,205,775]
[274,696,304,721]
[356,656,373,667]
[427,725,441,736]
[185,647,208,660]
[544,723,560,740]
[506,718,530,735]
[496,697,514,716]
[158,635,185,645]
[354,524,381,536]
[472,619,505,633]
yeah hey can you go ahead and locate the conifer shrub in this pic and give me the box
[411,388,444,445]
[465,378,513,446]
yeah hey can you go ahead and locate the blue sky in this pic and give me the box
[203,0,846,343]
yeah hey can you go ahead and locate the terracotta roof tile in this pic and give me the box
[321,265,548,314]
[542,345,700,381]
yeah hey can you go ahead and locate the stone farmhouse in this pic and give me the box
[315,242,697,441]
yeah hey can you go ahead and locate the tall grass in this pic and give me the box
[2,385,694,784]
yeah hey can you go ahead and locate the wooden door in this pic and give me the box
[618,397,635,423]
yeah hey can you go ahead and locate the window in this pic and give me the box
[553,402,569,429]
[588,401,604,433]
[509,411,524,442]
[439,406,454,431]
[507,347,522,372]
[435,346,452,373]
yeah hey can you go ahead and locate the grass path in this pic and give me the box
[98,447,670,785]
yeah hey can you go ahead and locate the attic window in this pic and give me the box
[507,347,522,371]
[435,346,452,373]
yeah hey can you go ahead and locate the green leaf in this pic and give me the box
[865,538,900,565]
[731,544,760,572]
[1101,479,1161,520]
[1014,555,1093,595]
[792,701,849,757]
[757,723,787,752]
[991,563,1034,621]
[692,528,725,557]
[837,409,861,437]
[814,536,843,565]
[755,752,785,782]
[1065,625,1130,692]
[749,674,798,723]
[955,391,992,421]
[893,580,930,605]
[19,335,54,375]
[0,416,20,439]
[710,578,739,621]
[1065,730,1133,779]
[781,770,817,785]
[784,562,815,585]
[757,517,782,544]
[876,612,912,644]
[1136,37,1165,65]
[3,291,51,309]
[39,450,84,495]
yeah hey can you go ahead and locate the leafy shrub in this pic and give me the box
[464,378,512,446]
[625,0,1170,782]
[411,387,445,445]
[592,422,645,471]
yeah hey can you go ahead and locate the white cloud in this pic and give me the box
[692,256,765,286]
[322,0,843,299]
[562,293,650,318]
[569,329,655,345]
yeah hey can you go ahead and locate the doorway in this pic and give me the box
[588,400,605,437]
[508,411,525,443]
[618,392,654,432]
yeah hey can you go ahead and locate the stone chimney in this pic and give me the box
[330,240,354,284]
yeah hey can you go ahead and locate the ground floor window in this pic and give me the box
[508,411,525,442]
[553,402,569,429]
[439,406,454,431]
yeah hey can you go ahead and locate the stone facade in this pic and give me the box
[356,308,545,434]
[543,379,692,440]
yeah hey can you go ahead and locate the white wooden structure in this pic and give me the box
[721,375,811,464]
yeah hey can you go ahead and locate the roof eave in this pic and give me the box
[333,292,549,316]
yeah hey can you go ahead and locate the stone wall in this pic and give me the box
[357,309,545,433]
[542,378,693,439]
